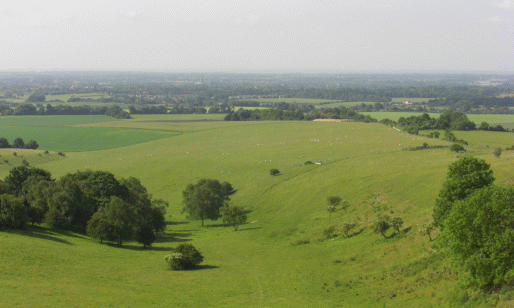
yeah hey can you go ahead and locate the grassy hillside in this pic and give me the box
[1,117,513,307]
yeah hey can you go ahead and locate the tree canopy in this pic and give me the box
[442,185,514,289]
[433,156,494,229]
[182,179,231,226]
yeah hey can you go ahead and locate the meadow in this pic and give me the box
[1,115,514,307]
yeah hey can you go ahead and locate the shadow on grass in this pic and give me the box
[13,227,73,245]
[347,227,365,238]
[155,232,193,243]
[165,221,189,226]
[105,243,171,251]
[238,226,263,231]
[203,223,228,228]
[189,264,219,271]
[403,226,412,234]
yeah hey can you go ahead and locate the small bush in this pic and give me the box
[291,238,310,246]
[57,152,65,156]
[304,161,313,165]
[269,168,280,176]
[22,159,29,167]
[13,152,17,156]
[449,143,465,153]
[323,225,336,239]
[165,243,204,270]
[44,150,49,155]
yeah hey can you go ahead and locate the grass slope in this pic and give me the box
[1,118,513,307]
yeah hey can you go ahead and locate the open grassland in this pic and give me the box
[1,118,514,307]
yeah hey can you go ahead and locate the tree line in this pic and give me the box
[378,110,509,135]
[0,138,39,149]
[0,166,166,247]
[223,106,377,122]
[0,103,130,119]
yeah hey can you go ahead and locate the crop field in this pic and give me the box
[0,115,119,126]
[1,116,514,307]
[0,115,177,151]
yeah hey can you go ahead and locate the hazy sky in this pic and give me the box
[1,0,513,73]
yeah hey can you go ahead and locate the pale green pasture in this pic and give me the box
[1,120,512,307]
[361,112,440,121]
[239,98,336,104]
[390,97,435,103]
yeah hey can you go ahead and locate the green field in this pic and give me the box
[0,115,177,151]
[1,116,514,307]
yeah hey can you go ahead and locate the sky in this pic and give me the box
[0,0,513,73]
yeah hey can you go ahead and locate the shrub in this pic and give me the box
[339,221,356,237]
[165,243,204,270]
[269,168,280,176]
[304,161,313,165]
[449,143,465,153]
[493,147,502,158]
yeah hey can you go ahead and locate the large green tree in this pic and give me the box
[182,179,230,226]
[4,166,53,196]
[87,196,135,246]
[433,156,494,229]
[221,204,247,231]
[442,185,514,289]
[0,194,27,230]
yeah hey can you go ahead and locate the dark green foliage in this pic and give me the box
[449,143,465,152]
[0,194,28,230]
[86,196,135,246]
[24,140,39,150]
[221,204,247,231]
[433,156,494,229]
[22,159,29,167]
[442,186,514,289]
[137,225,156,248]
[105,105,131,119]
[221,181,235,196]
[182,179,231,226]
[12,138,25,149]
[327,196,342,207]
[304,161,313,165]
[391,217,404,233]
[269,169,280,176]
[4,166,53,196]
[373,215,391,238]
[165,243,204,270]
[493,147,502,158]
[0,137,10,148]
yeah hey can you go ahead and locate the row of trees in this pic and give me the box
[223,106,377,123]
[0,138,39,149]
[0,166,166,247]
[0,103,131,118]
[380,110,477,133]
